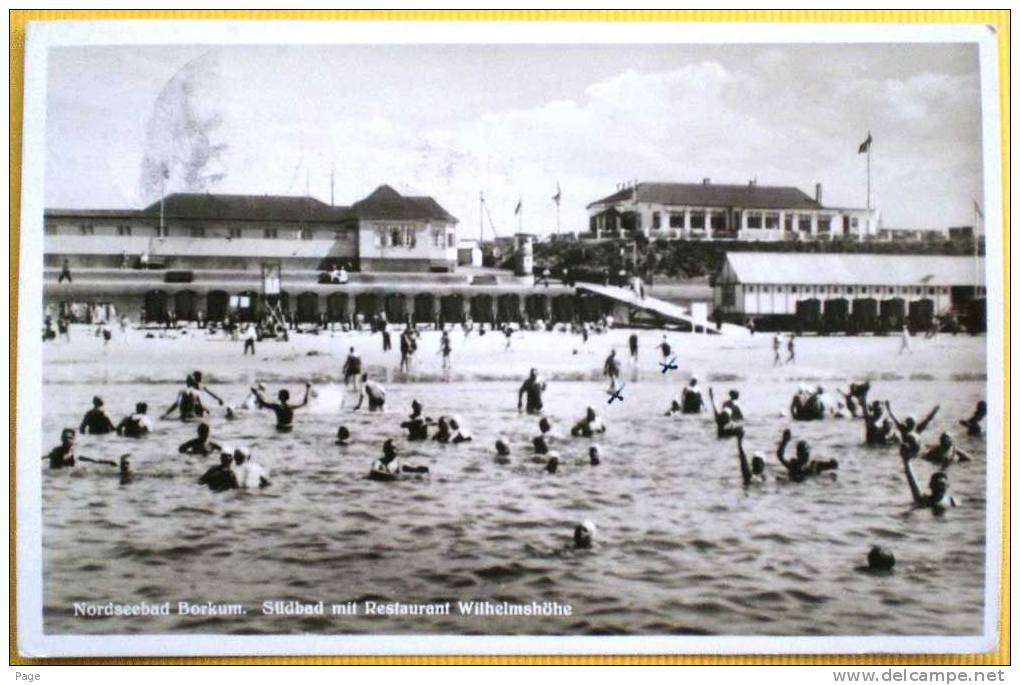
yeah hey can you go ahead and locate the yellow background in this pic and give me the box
[8,8,1011,666]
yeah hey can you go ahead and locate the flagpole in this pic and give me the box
[866,145,871,211]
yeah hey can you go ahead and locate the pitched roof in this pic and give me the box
[588,181,822,211]
[351,185,458,223]
[723,252,985,287]
[141,193,351,223]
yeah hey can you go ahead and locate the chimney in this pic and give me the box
[702,177,711,185]
[815,183,823,204]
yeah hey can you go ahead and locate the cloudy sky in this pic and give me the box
[45,42,983,233]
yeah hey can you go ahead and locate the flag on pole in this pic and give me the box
[514,198,522,215]
[552,182,561,206]
[973,199,984,221]
[857,132,873,154]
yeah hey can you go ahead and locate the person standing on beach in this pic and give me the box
[786,334,796,364]
[399,330,413,372]
[503,324,513,351]
[772,334,783,366]
[440,330,452,370]
[628,333,639,363]
[657,335,671,362]
[898,325,912,355]
[58,259,73,283]
[242,323,256,355]
[518,368,546,415]
[381,319,392,352]
[603,349,621,393]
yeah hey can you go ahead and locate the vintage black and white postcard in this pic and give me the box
[14,17,1006,658]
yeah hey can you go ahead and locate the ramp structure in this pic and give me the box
[576,283,749,336]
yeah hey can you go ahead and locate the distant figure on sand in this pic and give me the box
[628,333,639,361]
[518,368,546,415]
[343,347,362,388]
[657,335,672,361]
[786,335,796,364]
[898,325,912,355]
[440,330,452,370]
[960,401,987,437]
[252,382,311,432]
[354,373,386,412]
[242,323,257,355]
[708,388,743,439]
[603,349,621,392]
[79,396,115,435]
[776,429,839,482]
[772,334,783,366]
[116,402,153,438]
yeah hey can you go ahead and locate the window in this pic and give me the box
[689,211,705,230]
[784,214,794,232]
[764,212,780,230]
[851,217,860,228]
[818,216,832,233]
[190,227,206,238]
[301,228,314,240]
[404,225,417,248]
[264,228,278,239]
[117,225,132,237]
[229,227,243,239]
[589,216,597,231]
[747,212,762,229]
[721,285,735,306]
[669,213,684,228]
[652,212,661,230]
[44,224,56,235]
[846,287,853,294]
[798,215,812,232]
[711,213,726,231]
[747,285,755,293]
[79,224,94,236]
[432,226,445,247]
[447,232,455,248]
[375,228,385,248]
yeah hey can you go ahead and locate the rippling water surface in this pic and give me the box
[42,377,986,636]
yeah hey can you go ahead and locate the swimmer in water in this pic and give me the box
[862,397,898,446]
[776,429,839,482]
[368,439,429,481]
[867,545,896,572]
[518,368,547,415]
[884,400,940,445]
[189,370,225,408]
[570,406,606,437]
[902,450,957,515]
[79,396,115,435]
[232,447,271,489]
[921,432,973,468]
[178,422,222,455]
[161,375,208,421]
[735,430,767,486]
[198,450,239,492]
[433,416,452,443]
[708,388,743,439]
[494,438,511,465]
[401,400,432,441]
[574,520,596,549]
[449,416,472,443]
[959,400,987,437]
[532,435,550,456]
[252,382,311,432]
[837,382,871,418]
[545,452,560,473]
[118,455,134,485]
[790,384,826,421]
[335,425,351,446]
[588,444,601,466]
[354,373,386,412]
[45,428,77,469]
[116,402,153,438]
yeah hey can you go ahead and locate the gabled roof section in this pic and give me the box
[588,181,823,211]
[351,185,458,223]
[141,193,351,223]
[723,252,985,287]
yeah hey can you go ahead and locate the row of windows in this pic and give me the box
[652,211,726,230]
[744,284,949,296]
[57,223,350,240]
[374,224,455,249]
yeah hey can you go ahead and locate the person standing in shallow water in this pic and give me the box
[251,382,311,432]
[518,368,546,415]
[603,349,621,392]
[79,396,115,435]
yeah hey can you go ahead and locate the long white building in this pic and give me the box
[713,252,985,331]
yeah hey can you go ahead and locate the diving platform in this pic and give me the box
[575,283,749,336]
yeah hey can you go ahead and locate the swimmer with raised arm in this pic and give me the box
[252,382,311,432]
[959,400,987,437]
[708,388,743,439]
[162,375,208,421]
[902,451,957,515]
[735,429,766,486]
[885,400,940,443]
[776,428,839,482]
[190,370,225,408]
